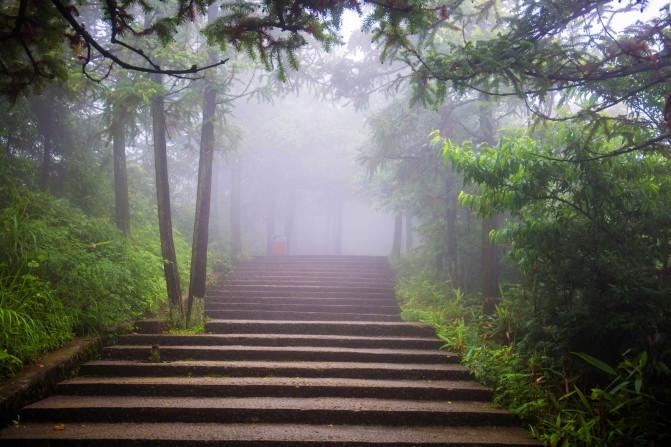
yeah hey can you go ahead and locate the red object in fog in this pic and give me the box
[271,240,288,255]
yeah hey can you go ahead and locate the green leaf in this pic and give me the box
[571,352,617,376]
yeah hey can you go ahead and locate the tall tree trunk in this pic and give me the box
[479,93,499,314]
[29,93,54,190]
[391,212,403,259]
[230,160,242,259]
[266,190,275,255]
[481,216,500,313]
[284,189,297,255]
[405,213,413,252]
[112,104,130,235]
[186,5,219,322]
[151,72,182,316]
[446,175,459,284]
[333,196,342,255]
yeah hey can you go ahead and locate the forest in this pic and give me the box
[1,0,670,445]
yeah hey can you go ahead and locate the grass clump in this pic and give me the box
[0,186,167,377]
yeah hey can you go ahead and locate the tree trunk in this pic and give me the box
[230,160,242,259]
[446,176,459,283]
[405,213,413,252]
[482,216,500,314]
[333,196,342,255]
[479,92,499,314]
[186,5,219,322]
[284,189,297,255]
[391,212,402,259]
[151,71,182,316]
[266,190,275,255]
[112,104,130,235]
[29,93,54,190]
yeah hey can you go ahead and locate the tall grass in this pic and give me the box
[0,187,173,376]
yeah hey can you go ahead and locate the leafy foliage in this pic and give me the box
[395,258,670,446]
[0,155,184,376]
[440,122,671,365]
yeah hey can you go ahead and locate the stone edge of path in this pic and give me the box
[0,336,102,428]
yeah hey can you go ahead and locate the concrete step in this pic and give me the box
[241,257,390,266]
[223,279,394,287]
[103,345,456,364]
[205,320,435,337]
[0,422,540,446]
[204,302,401,313]
[80,360,473,380]
[208,289,395,299]
[213,284,395,294]
[57,377,493,401]
[233,268,393,277]
[117,334,444,350]
[204,310,403,321]
[208,293,396,303]
[21,395,517,426]
[205,297,399,307]
[232,272,393,280]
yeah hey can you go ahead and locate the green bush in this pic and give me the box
[0,186,168,376]
[395,259,670,446]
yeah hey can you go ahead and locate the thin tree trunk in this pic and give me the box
[284,189,297,255]
[112,104,130,235]
[151,71,182,316]
[446,176,459,283]
[29,93,54,190]
[333,196,342,255]
[479,92,499,314]
[186,5,219,322]
[391,212,403,259]
[405,213,413,252]
[266,190,275,255]
[230,160,242,259]
[482,216,500,314]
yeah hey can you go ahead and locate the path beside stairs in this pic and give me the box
[1,255,538,446]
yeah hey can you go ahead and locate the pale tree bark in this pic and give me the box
[391,212,403,259]
[478,93,500,314]
[151,71,182,316]
[405,213,413,252]
[186,5,219,322]
[29,91,55,191]
[230,160,242,259]
[284,189,297,255]
[266,190,275,255]
[111,103,130,235]
[333,198,342,255]
[446,175,459,284]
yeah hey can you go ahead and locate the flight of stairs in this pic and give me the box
[0,255,538,445]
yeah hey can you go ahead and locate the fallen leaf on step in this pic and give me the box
[53,424,65,431]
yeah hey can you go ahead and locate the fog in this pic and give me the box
[210,91,396,256]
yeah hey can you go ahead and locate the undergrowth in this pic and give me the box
[0,185,184,377]
[395,262,670,446]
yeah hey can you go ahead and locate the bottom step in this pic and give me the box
[1,422,539,446]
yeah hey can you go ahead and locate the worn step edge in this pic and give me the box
[205,297,399,306]
[21,395,517,426]
[204,303,401,312]
[204,311,402,322]
[0,422,539,446]
[57,377,492,401]
[79,360,473,380]
[102,345,457,364]
[204,320,435,337]
[117,334,443,349]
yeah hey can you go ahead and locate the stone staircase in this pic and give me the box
[0,255,538,445]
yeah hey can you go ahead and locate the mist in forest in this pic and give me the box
[209,92,397,256]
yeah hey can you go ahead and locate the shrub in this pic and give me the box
[0,186,167,376]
